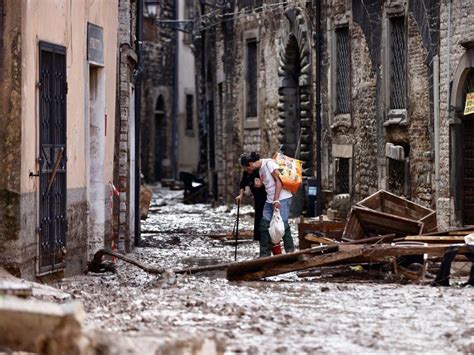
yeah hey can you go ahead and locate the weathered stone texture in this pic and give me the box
[407,13,433,207]
[0,0,23,276]
[438,0,474,226]
[348,24,379,201]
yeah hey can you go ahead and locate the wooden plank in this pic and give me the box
[403,235,467,243]
[342,209,366,240]
[304,234,338,245]
[363,244,470,259]
[356,190,382,211]
[227,245,366,281]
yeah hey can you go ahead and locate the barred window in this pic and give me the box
[335,158,350,194]
[246,39,258,118]
[183,0,194,44]
[335,27,350,114]
[185,94,193,131]
[389,17,406,110]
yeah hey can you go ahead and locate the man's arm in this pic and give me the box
[271,170,282,209]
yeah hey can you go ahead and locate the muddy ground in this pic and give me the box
[55,185,474,354]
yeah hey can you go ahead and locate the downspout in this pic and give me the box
[314,0,322,216]
[171,1,179,180]
[134,0,143,246]
[434,54,439,205]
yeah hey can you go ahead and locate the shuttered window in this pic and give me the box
[389,17,406,110]
[335,26,350,114]
[246,39,258,118]
[186,94,193,130]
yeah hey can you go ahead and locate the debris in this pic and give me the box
[179,171,207,203]
[140,184,153,220]
[298,218,345,249]
[226,242,473,282]
[0,280,32,298]
[87,249,163,275]
[0,297,87,353]
[343,190,437,240]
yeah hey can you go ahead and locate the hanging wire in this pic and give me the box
[194,1,290,33]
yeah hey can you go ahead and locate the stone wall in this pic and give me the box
[0,0,23,276]
[115,0,138,252]
[438,0,474,228]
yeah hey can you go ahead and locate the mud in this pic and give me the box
[55,185,474,354]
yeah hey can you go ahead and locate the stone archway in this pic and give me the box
[277,7,313,176]
[450,47,474,225]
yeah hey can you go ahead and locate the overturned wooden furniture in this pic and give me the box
[343,190,437,240]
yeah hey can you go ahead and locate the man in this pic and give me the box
[240,152,295,257]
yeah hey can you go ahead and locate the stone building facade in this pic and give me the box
[196,0,472,227]
[141,1,177,182]
[0,0,119,280]
[114,0,139,252]
[438,1,474,228]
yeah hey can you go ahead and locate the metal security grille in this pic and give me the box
[390,17,406,110]
[0,0,3,82]
[335,27,350,114]
[38,42,67,273]
[335,158,350,194]
[246,39,258,117]
[186,94,193,130]
[388,158,405,196]
[463,120,474,224]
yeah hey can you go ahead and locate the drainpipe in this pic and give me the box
[434,54,439,205]
[171,1,179,180]
[134,0,143,246]
[314,0,322,216]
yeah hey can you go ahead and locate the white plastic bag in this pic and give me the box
[269,208,285,244]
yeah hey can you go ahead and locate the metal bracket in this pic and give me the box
[157,20,194,34]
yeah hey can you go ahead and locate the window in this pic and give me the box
[183,0,194,44]
[245,38,258,118]
[387,158,406,196]
[389,17,406,110]
[185,94,193,131]
[335,26,350,114]
[335,158,350,194]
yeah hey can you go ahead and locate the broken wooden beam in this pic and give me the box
[227,245,340,281]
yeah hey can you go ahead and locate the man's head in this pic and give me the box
[240,152,260,172]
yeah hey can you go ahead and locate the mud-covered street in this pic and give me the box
[55,186,474,354]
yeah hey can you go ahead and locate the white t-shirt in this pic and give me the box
[259,159,292,204]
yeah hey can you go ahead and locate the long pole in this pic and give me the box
[234,201,240,261]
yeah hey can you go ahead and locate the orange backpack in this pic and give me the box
[272,152,303,194]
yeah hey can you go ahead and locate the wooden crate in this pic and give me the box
[342,190,437,240]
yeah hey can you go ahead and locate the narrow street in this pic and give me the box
[56,186,474,354]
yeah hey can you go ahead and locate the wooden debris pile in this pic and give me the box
[227,190,474,285]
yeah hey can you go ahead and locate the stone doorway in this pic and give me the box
[154,95,167,181]
[277,7,313,215]
[461,70,474,224]
[450,47,474,226]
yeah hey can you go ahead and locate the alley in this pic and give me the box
[55,185,474,354]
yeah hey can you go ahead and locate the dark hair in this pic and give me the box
[240,152,260,167]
